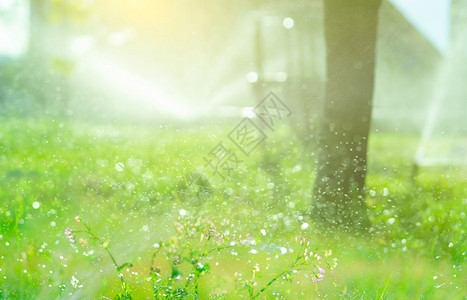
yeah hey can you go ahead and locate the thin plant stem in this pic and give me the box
[251,244,305,299]
[81,223,127,290]
[377,271,393,300]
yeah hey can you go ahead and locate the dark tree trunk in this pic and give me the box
[312,0,382,231]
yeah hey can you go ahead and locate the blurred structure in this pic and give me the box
[247,1,324,144]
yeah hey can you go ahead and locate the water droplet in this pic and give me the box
[179,209,187,216]
[283,17,294,29]
[246,72,258,83]
[292,165,302,173]
[301,223,309,230]
[32,202,40,209]
[387,217,395,225]
[260,229,266,236]
[115,162,124,172]
[382,188,389,196]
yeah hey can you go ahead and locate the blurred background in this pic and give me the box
[0,0,465,166]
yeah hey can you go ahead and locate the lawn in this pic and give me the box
[0,117,465,299]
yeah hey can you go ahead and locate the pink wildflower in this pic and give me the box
[64,227,75,243]
[313,274,324,283]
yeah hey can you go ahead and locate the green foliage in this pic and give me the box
[66,215,335,299]
[50,57,76,77]
[0,120,466,298]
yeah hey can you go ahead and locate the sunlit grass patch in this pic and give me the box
[0,119,465,298]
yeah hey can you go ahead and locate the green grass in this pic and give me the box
[0,117,466,299]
